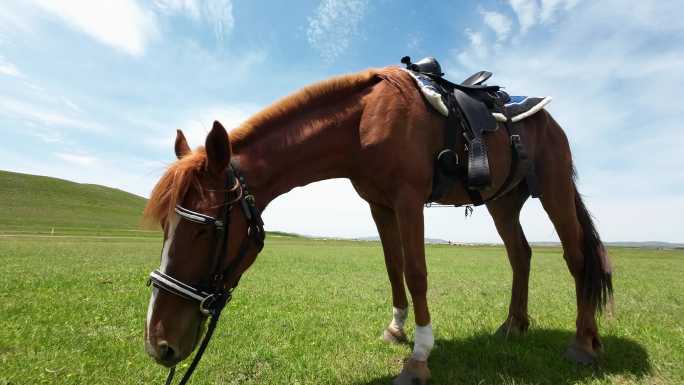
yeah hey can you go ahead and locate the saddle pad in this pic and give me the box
[492,95,553,123]
[404,69,551,123]
[403,69,449,116]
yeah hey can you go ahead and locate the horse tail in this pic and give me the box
[571,167,614,313]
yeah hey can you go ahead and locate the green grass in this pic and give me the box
[1,171,681,384]
[1,234,682,385]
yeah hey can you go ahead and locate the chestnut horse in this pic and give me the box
[143,66,613,384]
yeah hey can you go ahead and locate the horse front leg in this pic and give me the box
[370,203,410,344]
[392,197,433,385]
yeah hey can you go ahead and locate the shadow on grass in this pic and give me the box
[355,329,650,385]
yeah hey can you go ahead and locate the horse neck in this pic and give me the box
[232,95,363,209]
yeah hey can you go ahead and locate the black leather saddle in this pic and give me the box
[401,56,538,205]
[402,56,503,192]
[461,70,492,86]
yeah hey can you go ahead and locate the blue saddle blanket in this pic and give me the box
[403,69,552,123]
[499,95,552,123]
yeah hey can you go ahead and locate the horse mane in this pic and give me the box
[230,68,382,149]
[143,148,208,226]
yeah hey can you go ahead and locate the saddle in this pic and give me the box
[401,56,540,205]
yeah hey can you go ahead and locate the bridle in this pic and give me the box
[147,162,265,385]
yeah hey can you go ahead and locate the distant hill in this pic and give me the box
[0,171,302,239]
[0,170,147,233]
[532,241,684,249]
[355,236,451,244]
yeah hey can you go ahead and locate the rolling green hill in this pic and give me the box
[0,170,150,235]
[0,170,303,238]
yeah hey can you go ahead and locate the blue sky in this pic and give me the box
[1,0,682,242]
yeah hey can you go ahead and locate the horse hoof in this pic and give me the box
[494,318,528,339]
[565,344,597,365]
[392,358,430,385]
[383,327,408,344]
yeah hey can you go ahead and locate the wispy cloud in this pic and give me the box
[481,10,513,42]
[457,29,487,66]
[0,96,107,134]
[0,56,22,77]
[55,152,99,167]
[505,0,580,36]
[447,0,684,241]
[509,0,539,34]
[28,0,158,56]
[144,104,260,151]
[539,0,580,24]
[407,32,423,51]
[307,0,368,63]
[153,0,234,41]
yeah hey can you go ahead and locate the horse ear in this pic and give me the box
[205,120,231,174]
[174,129,191,159]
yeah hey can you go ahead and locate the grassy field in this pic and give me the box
[0,171,149,235]
[1,233,682,385]
[1,171,682,384]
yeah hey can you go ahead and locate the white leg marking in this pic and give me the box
[411,323,434,362]
[389,306,408,332]
[146,214,179,331]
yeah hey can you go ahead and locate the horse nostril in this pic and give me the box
[157,341,176,362]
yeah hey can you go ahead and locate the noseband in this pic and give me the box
[147,162,265,385]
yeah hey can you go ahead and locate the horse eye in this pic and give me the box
[195,227,209,238]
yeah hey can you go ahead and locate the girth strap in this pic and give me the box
[486,120,540,201]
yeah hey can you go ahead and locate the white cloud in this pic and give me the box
[407,32,423,51]
[446,0,684,242]
[55,152,99,167]
[505,0,578,35]
[540,0,580,24]
[0,56,21,77]
[481,10,513,42]
[264,179,375,238]
[145,104,260,151]
[0,3,34,34]
[153,0,234,41]
[60,97,82,113]
[307,0,368,63]
[509,0,539,34]
[29,0,158,56]
[0,96,107,134]
[465,29,484,49]
[457,29,488,66]
[153,0,201,19]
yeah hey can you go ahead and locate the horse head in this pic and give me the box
[143,121,264,367]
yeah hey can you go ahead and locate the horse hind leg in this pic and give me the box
[486,184,532,338]
[537,156,613,363]
[369,203,409,344]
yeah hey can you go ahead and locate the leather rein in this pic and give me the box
[147,162,265,385]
